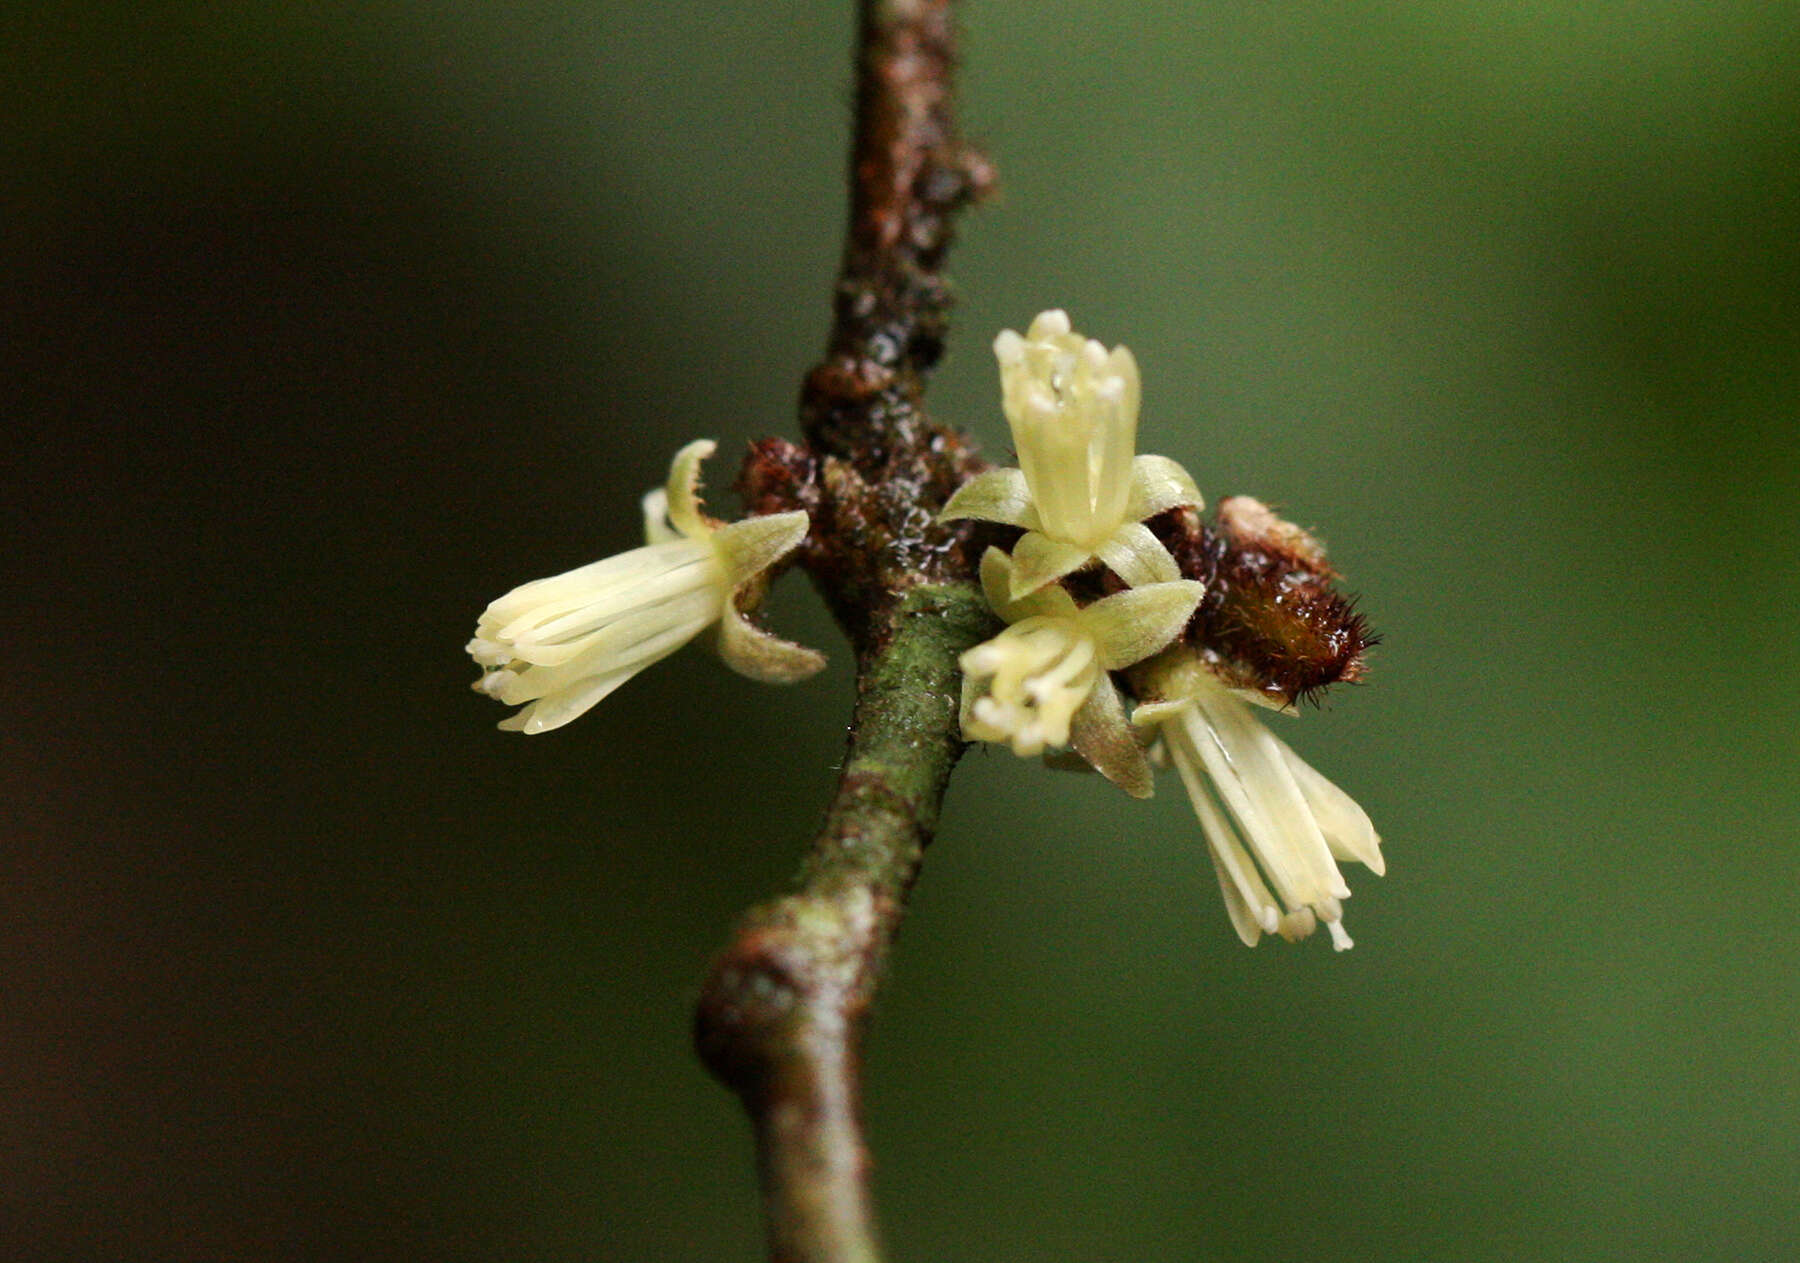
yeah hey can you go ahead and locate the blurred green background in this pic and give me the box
[7,3,1798,1259]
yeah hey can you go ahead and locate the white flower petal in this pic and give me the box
[1277,739,1386,876]
[495,587,723,688]
[1131,698,1191,729]
[1186,689,1350,908]
[958,616,1098,757]
[1208,843,1273,948]
[491,546,721,663]
[1096,344,1141,520]
[478,538,699,630]
[994,311,1140,546]
[1166,724,1281,943]
[496,665,641,735]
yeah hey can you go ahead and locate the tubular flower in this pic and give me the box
[939,310,1202,599]
[961,549,1201,797]
[467,440,823,734]
[1133,650,1384,950]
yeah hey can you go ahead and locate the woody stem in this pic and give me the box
[692,2,994,1261]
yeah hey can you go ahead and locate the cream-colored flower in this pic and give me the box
[939,310,1202,599]
[961,549,1201,797]
[1134,650,1384,949]
[468,440,823,734]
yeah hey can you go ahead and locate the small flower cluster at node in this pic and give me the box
[946,310,1384,950]
[468,439,823,734]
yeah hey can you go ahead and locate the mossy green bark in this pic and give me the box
[801,582,995,898]
[697,583,990,1263]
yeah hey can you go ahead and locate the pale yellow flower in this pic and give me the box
[468,440,823,734]
[940,310,1201,599]
[1134,651,1384,949]
[961,549,1201,797]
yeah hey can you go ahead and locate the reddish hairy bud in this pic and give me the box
[1154,497,1375,708]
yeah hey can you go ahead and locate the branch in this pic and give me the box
[694,2,993,1261]
[696,584,991,1263]
[801,0,990,465]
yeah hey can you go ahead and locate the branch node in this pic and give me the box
[699,4,988,1258]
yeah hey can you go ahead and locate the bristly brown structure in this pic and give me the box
[1153,496,1376,708]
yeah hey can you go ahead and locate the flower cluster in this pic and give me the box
[468,439,824,734]
[465,311,1383,949]
[947,311,1384,949]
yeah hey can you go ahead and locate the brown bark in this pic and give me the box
[693,3,993,1260]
